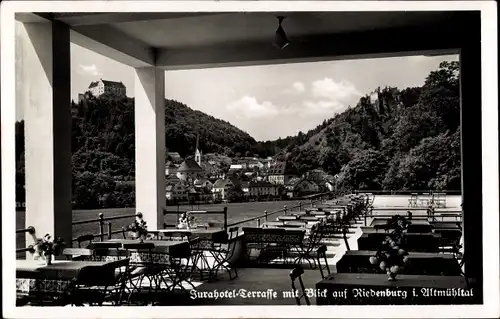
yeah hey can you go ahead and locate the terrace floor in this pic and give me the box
[120,267,324,306]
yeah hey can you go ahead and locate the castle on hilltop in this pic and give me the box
[87,79,127,98]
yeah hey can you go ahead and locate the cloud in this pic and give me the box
[292,81,305,93]
[77,64,103,76]
[302,100,346,116]
[311,78,361,101]
[226,96,279,119]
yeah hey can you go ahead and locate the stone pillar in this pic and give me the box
[20,21,72,252]
[459,23,482,300]
[134,67,166,230]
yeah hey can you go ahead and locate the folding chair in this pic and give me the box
[122,242,158,305]
[315,245,331,279]
[211,227,239,280]
[291,223,324,268]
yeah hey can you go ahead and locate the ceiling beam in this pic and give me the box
[51,12,230,26]
[156,26,463,70]
[70,25,155,68]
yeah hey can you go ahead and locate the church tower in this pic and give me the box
[195,134,202,166]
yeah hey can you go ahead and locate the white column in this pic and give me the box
[20,21,72,252]
[134,67,166,230]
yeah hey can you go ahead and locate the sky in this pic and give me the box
[15,22,458,142]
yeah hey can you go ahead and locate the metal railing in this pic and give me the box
[72,211,138,243]
[16,226,36,254]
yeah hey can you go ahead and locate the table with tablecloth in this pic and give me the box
[16,259,124,298]
[336,250,462,276]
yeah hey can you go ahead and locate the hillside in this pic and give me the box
[270,61,461,192]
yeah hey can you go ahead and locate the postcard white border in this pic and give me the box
[2,1,498,318]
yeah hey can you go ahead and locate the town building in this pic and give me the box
[285,177,321,198]
[165,162,179,175]
[176,159,203,182]
[165,183,188,201]
[175,134,205,182]
[248,181,279,198]
[87,79,126,97]
[212,179,234,200]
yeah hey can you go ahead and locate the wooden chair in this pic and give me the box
[289,266,310,305]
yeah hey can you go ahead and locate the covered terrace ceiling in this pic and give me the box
[18,11,470,69]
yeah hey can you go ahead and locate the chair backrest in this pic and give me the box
[289,266,310,305]
[76,234,95,248]
[228,227,239,241]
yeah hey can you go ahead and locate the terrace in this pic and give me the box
[15,192,473,306]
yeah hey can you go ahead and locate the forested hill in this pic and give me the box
[15,97,258,208]
[266,61,461,191]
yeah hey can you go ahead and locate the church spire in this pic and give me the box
[195,134,202,166]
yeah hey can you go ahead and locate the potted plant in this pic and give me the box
[127,213,148,242]
[34,234,66,265]
[369,215,410,281]
[178,212,197,229]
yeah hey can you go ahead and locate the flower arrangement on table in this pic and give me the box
[127,213,149,242]
[34,234,66,265]
[178,212,198,229]
[369,215,410,281]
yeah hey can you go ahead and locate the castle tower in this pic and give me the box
[195,134,202,167]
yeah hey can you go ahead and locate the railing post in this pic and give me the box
[107,222,112,240]
[310,199,313,207]
[299,202,302,211]
[257,218,261,228]
[264,210,268,222]
[284,205,288,215]
[98,213,105,242]
[223,207,228,231]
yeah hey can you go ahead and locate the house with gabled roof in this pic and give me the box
[285,177,320,198]
[176,158,203,182]
[268,161,296,185]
